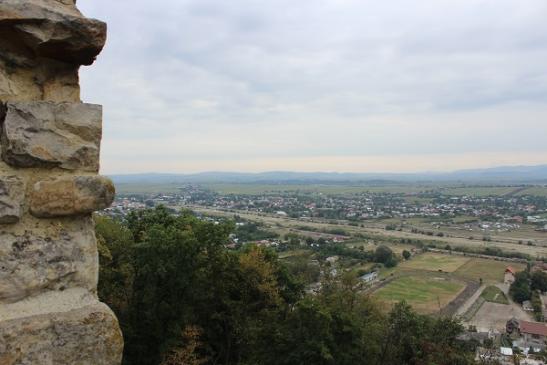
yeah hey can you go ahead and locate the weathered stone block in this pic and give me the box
[0,0,107,66]
[0,176,24,224]
[0,302,123,365]
[0,101,102,171]
[0,229,98,303]
[30,175,115,218]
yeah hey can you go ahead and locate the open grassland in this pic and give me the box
[400,253,470,272]
[481,286,509,304]
[440,186,518,197]
[516,186,547,197]
[348,241,416,255]
[115,181,547,197]
[115,183,183,194]
[441,185,547,197]
[454,259,526,284]
[278,249,310,259]
[203,183,431,195]
[202,183,547,196]
[374,275,465,314]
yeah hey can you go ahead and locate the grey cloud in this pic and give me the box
[78,0,547,173]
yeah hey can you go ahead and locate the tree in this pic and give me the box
[510,271,532,303]
[374,245,394,264]
[377,302,473,365]
[160,326,208,365]
[402,250,411,260]
[532,271,547,292]
[95,215,135,333]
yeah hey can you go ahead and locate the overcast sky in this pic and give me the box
[79,0,547,174]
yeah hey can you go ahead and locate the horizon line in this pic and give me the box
[104,162,547,176]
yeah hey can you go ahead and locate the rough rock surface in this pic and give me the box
[0,176,23,224]
[0,0,107,65]
[0,101,102,171]
[30,175,115,217]
[0,227,98,304]
[0,57,81,102]
[0,0,122,363]
[0,302,123,365]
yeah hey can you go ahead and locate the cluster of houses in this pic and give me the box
[111,186,547,228]
[476,318,547,364]
[507,318,547,354]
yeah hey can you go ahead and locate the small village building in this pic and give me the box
[499,347,513,356]
[360,272,378,283]
[515,320,547,353]
[522,300,534,312]
[504,267,516,284]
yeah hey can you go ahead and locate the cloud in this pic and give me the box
[78,0,547,173]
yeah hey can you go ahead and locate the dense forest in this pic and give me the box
[96,206,478,365]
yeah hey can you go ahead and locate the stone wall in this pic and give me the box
[0,1,123,364]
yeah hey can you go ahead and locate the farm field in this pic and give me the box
[516,186,547,197]
[116,181,547,197]
[454,259,526,284]
[372,252,523,314]
[203,183,432,195]
[115,183,183,194]
[400,253,470,272]
[349,241,416,255]
[440,186,517,197]
[374,274,465,314]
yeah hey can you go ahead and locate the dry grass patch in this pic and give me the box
[454,258,526,284]
[400,253,470,272]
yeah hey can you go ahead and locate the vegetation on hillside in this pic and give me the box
[96,206,478,365]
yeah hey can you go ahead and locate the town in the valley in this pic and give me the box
[102,181,547,364]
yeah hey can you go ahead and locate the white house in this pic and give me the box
[513,320,547,353]
[360,272,378,283]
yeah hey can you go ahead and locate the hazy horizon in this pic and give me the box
[106,162,547,176]
[79,0,547,175]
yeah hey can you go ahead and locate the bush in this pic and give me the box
[402,250,411,260]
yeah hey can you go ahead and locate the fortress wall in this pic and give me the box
[0,1,123,364]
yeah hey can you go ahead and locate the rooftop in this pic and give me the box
[520,321,547,336]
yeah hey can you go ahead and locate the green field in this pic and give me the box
[480,286,509,304]
[374,275,465,313]
[115,181,547,198]
[349,241,415,255]
[400,253,470,272]
[440,185,547,197]
[204,183,430,195]
[454,258,526,284]
[115,183,184,194]
[516,186,547,197]
[440,186,517,197]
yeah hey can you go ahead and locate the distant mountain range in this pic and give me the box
[109,164,547,185]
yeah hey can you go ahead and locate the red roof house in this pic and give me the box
[520,321,547,338]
